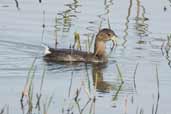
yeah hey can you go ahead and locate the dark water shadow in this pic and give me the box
[44,60,91,72]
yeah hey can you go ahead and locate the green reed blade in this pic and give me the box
[116,64,124,83]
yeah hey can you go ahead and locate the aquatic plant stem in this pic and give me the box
[14,0,19,9]
[116,64,124,83]
[155,65,160,114]
[133,63,139,90]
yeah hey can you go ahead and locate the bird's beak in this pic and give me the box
[110,35,118,46]
[110,35,117,41]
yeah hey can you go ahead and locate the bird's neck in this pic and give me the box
[94,40,106,57]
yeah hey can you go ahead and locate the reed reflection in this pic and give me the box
[54,0,81,33]
[83,0,114,54]
[164,34,171,68]
[135,0,149,41]
[97,0,114,29]
[122,0,132,46]
[53,0,81,48]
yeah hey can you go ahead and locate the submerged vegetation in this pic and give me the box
[20,58,52,114]
[0,55,163,114]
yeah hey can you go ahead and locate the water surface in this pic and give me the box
[0,0,171,114]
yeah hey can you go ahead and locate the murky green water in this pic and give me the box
[0,0,171,114]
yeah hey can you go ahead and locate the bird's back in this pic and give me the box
[44,47,107,63]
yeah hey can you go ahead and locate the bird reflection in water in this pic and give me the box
[92,64,113,93]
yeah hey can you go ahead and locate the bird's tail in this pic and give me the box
[41,43,51,55]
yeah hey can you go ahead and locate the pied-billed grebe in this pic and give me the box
[43,28,118,63]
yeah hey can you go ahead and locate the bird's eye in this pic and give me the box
[107,33,111,36]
